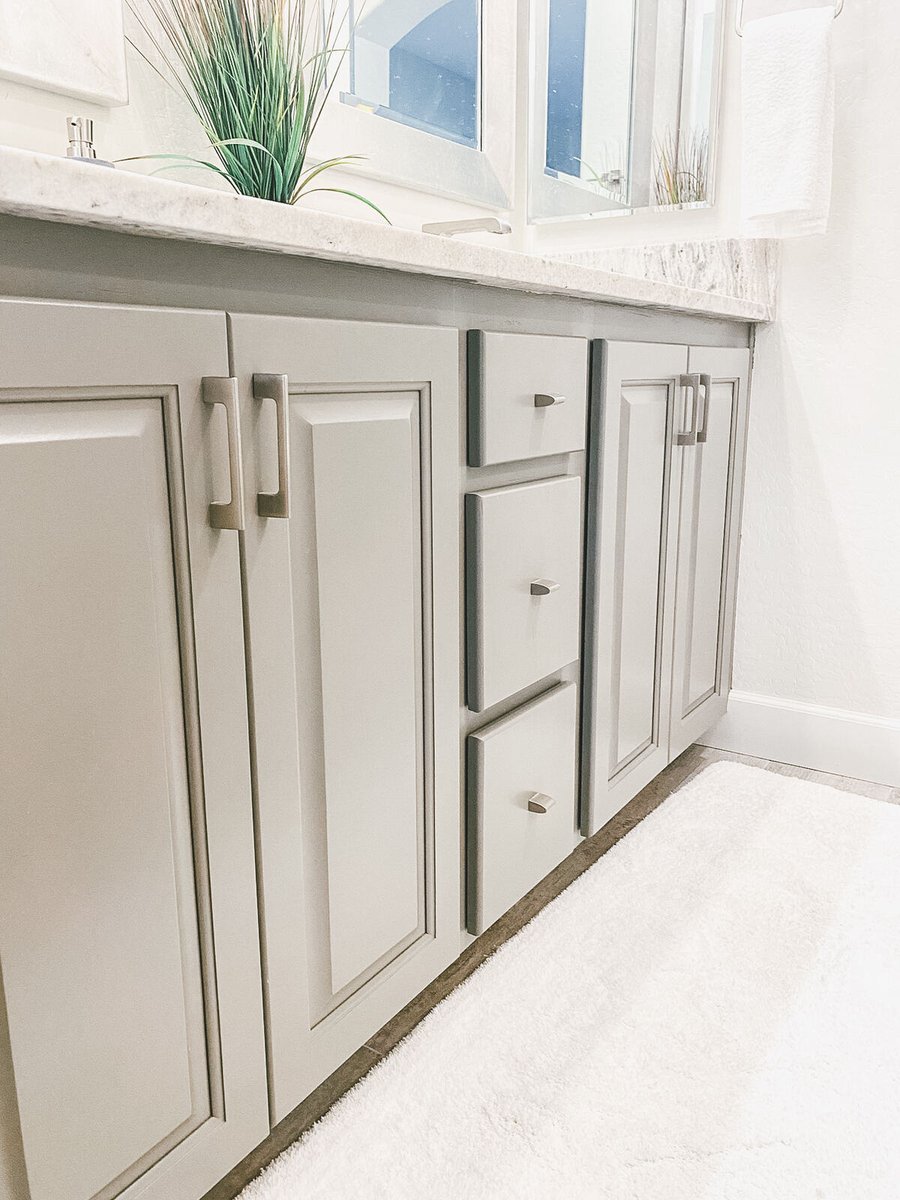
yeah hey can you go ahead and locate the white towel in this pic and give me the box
[741,5,835,237]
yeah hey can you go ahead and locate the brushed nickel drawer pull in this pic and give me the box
[202,376,245,531]
[527,792,556,814]
[530,579,561,596]
[254,373,291,519]
[534,392,566,407]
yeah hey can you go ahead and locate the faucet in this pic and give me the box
[421,217,512,238]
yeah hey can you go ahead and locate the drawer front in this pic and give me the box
[467,683,579,934]
[466,475,582,711]
[468,330,589,466]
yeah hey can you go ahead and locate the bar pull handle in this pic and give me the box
[254,373,291,519]
[527,792,556,814]
[534,393,566,408]
[696,374,712,444]
[675,373,700,446]
[202,377,245,531]
[530,579,560,596]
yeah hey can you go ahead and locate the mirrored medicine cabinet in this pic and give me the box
[529,0,726,223]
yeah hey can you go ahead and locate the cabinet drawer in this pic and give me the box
[467,330,589,466]
[466,475,582,711]
[467,683,579,934]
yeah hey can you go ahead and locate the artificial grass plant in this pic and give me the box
[126,0,388,218]
[653,127,710,207]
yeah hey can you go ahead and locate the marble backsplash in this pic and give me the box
[556,239,779,313]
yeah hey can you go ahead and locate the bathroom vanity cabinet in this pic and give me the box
[582,341,751,835]
[0,217,753,1200]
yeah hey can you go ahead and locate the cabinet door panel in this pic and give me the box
[291,391,425,1000]
[669,347,750,756]
[0,300,266,1200]
[0,399,206,1200]
[231,315,460,1121]
[614,385,671,766]
[582,341,687,835]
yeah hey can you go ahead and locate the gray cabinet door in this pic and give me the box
[0,300,267,1200]
[582,341,688,836]
[668,346,750,758]
[229,315,460,1121]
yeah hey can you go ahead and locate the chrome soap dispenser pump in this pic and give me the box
[66,117,115,168]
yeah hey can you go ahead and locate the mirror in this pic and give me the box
[529,0,726,223]
[533,0,638,220]
[347,0,481,149]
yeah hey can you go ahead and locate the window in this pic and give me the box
[346,1,481,149]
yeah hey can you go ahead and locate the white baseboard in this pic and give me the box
[698,691,900,788]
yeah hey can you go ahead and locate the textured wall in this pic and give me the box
[732,0,900,718]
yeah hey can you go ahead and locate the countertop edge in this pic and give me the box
[0,148,773,323]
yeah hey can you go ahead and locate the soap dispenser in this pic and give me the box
[66,117,115,168]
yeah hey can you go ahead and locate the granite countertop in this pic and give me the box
[0,147,771,322]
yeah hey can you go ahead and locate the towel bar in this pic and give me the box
[735,0,843,36]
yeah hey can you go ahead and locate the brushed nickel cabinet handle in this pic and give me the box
[254,373,291,519]
[534,393,566,407]
[527,793,556,814]
[675,373,700,446]
[202,376,245,531]
[697,374,712,444]
[530,579,561,596]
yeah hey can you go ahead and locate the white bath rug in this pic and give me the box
[240,762,900,1199]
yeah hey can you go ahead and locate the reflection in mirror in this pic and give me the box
[650,0,721,206]
[545,0,636,205]
[529,0,726,223]
[345,0,482,149]
[531,0,637,221]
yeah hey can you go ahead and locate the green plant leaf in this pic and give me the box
[116,152,237,183]
[125,0,388,213]
[300,187,392,224]
[292,153,366,197]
